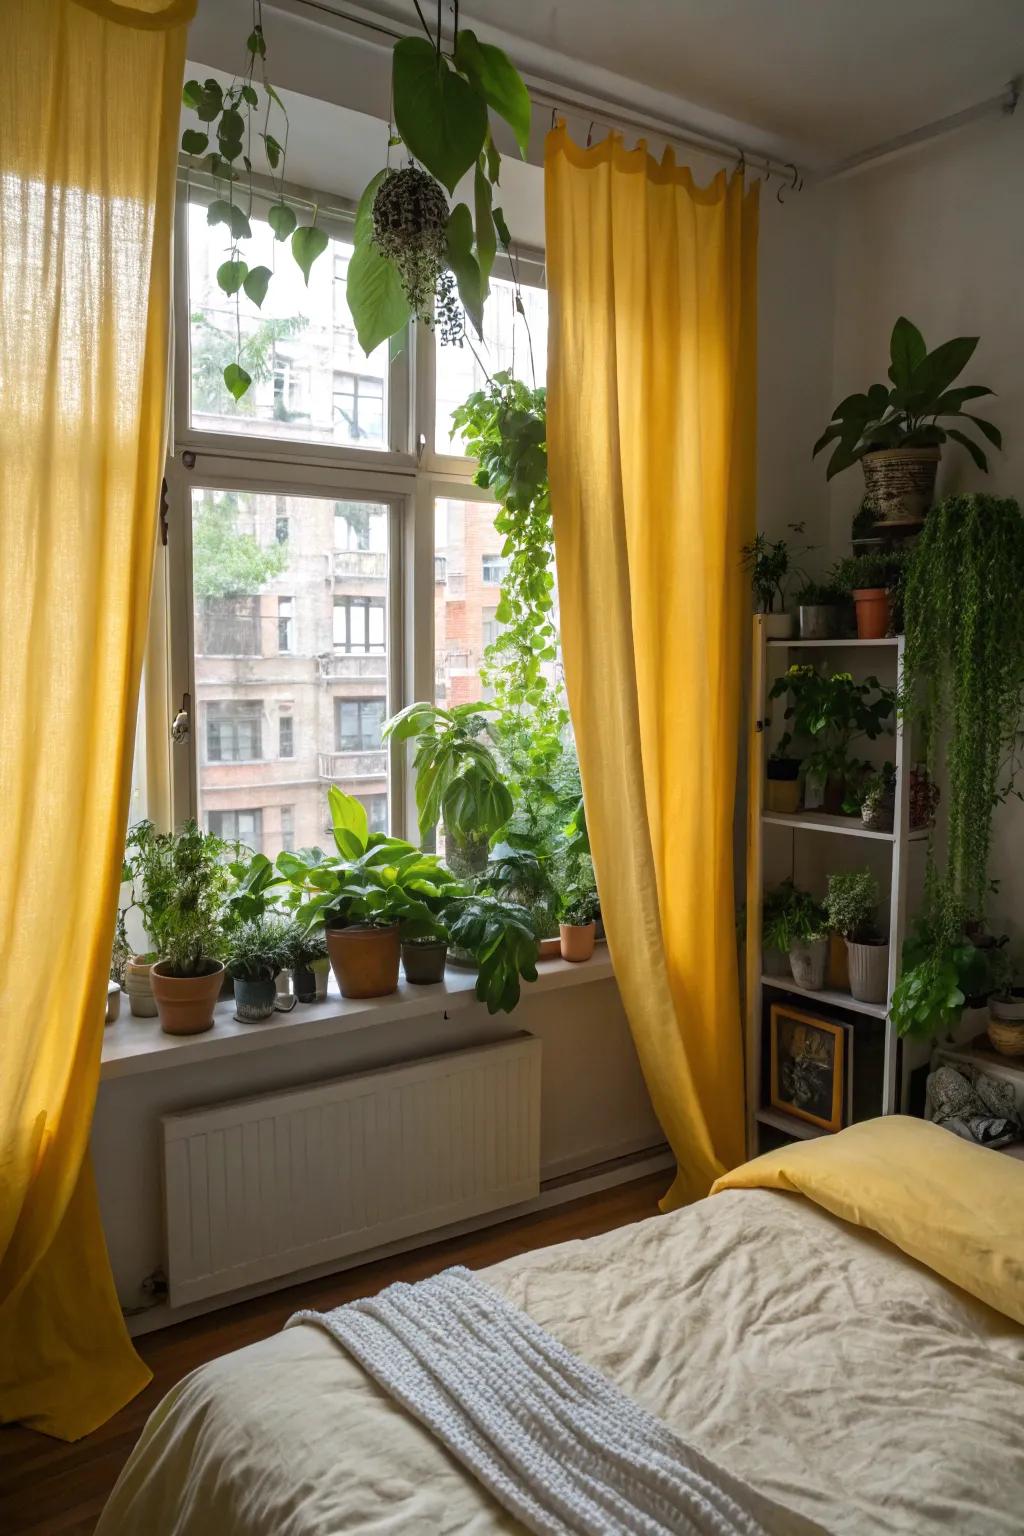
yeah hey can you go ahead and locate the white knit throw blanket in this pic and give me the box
[287,1267,821,1536]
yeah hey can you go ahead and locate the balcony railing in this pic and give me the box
[333,550,387,579]
[317,652,387,682]
[434,554,447,582]
[318,749,387,780]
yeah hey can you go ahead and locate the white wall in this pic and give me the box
[827,110,1024,945]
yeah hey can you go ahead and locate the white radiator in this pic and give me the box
[162,1035,542,1307]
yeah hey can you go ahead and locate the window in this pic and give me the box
[333,372,384,443]
[334,596,386,654]
[278,714,294,759]
[482,553,507,585]
[196,595,260,656]
[275,512,289,544]
[334,697,385,752]
[277,596,293,653]
[435,276,549,453]
[482,606,500,648]
[359,793,388,834]
[207,807,263,850]
[434,498,497,709]
[206,701,263,763]
[279,805,295,852]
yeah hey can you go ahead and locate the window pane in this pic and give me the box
[192,488,390,861]
[434,277,548,453]
[433,497,500,709]
[188,203,389,450]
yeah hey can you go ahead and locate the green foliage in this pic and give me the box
[769,665,895,798]
[190,312,308,417]
[191,492,288,600]
[761,881,827,951]
[129,821,229,977]
[284,923,327,969]
[902,494,1024,926]
[483,843,560,939]
[829,548,909,595]
[740,524,809,613]
[795,580,844,606]
[226,915,293,982]
[180,5,327,401]
[890,952,966,1039]
[446,895,539,1014]
[562,891,600,928]
[382,702,512,850]
[348,16,531,354]
[824,870,881,942]
[223,850,282,928]
[814,316,1000,479]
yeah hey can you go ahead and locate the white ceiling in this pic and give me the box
[358,0,1023,163]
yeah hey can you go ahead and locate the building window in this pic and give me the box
[333,371,384,444]
[278,714,294,759]
[333,596,386,654]
[196,595,260,656]
[482,606,500,648]
[359,793,388,833]
[277,596,293,653]
[205,700,263,763]
[279,804,295,851]
[482,553,507,585]
[334,697,385,752]
[275,512,289,544]
[207,807,263,850]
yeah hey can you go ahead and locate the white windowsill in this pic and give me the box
[101,952,615,1081]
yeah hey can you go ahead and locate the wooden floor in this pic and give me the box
[0,1173,665,1536]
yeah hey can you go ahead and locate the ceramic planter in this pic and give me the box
[326,923,400,999]
[311,955,331,1001]
[861,446,939,527]
[762,612,795,640]
[798,604,836,640]
[853,587,890,640]
[233,976,277,1022]
[846,939,889,1004]
[401,938,448,985]
[560,921,596,963]
[789,937,827,991]
[124,956,158,1018]
[826,932,849,991]
[292,963,317,1003]
[151,960,224,1036]
[105,981,122,1024]
[861,791,895,832]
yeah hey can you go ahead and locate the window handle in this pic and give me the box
[171,692,191,743]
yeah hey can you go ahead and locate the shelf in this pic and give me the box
[755,1108,829,1141]
[765,637,899,648]
[760,974,887,1020]
[762,810,929,843]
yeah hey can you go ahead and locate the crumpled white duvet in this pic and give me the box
[97,1188,1024,1535]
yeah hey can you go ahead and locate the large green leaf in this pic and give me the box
[355,169,390,244]
[393,37,487,193]
[945,428,989,473]
[911,335,979,404]
[268,202,297,242]
[346,238,411,355]
[242,264,273,308]
[223,362,252,401]
[888,316,926,389]
[961,414,1002,449]
[446,202,484,338]
[291,224,329,285]
[328,785,369,855]
[454,29,531,158]
[216,258,248,296]
[474,161,496,294]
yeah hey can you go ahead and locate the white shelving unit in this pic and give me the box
[744,619,918,1154]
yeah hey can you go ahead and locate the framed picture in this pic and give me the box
[769,1005,848,1133]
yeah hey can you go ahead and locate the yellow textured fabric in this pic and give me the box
[712,1116,1024,1325]
[545,127,758,1207]
[0,0,191,1438]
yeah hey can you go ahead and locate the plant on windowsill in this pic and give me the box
[445,895,539,1014]
[824,870,888,1004]
[284,924,329,1002]
[794,580,846,641]
[559,890,600,964]
[830,548,911,640]
[769,664,895,817]
[145,822,231,1037]
[483,844,561,954]
[740,523,811,639]
[226,915,295,1022]
[813,316,1001,526]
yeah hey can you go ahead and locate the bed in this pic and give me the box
[97,1118,1024,1535]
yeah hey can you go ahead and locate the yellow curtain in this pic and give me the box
[545,126,758,1208]
[0,0,192,1438]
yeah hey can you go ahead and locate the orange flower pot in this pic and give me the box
[559,921,596,963]
[326,923,400,998]
[151,960,224,1036]
[853,587,890,640]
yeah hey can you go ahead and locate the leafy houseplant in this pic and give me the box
[145,822,231,1036]
[794,580,845,641]
[285,924,328,1002]
[769,665,895,815]
[226,915,294,1021]
[446,896,539,1014]
[559,890,599,964]
[740,524,809,638]
[762,881,828,991]
[830,549,910,639]
[825,870,888,1004]
[814,316,1001,525]
[484,844,560,948]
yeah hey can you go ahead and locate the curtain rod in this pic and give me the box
[821,77,1020,181]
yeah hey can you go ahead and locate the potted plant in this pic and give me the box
[401,930,450,985]
[119,820,172,1017]
[765,750,801,815]
[830,550,909,640]
[484,844,561,958]
[446,896,539,1013]
[740,524,809,639]
[890,911,992,1040]
[559,890,599,963]
[769,665,895,815]
[825,870,888,1004]
[147,821,229,1036]
[283,923,327,1004]
[382,701,513,877]
[794,580,844,641]
[227,916,295,1022]
[223,848,286,997]
[761,881,797,977]
[814,317,1000,526]
[763,881,828,989]
[861,762,896,832]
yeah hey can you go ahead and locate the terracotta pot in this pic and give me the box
[560,922,596,963]
[826,932,849,991]
[846,939,889,1004]
[853,587,890,640]
[326,923,400,998]
[789,937,827,991]
[861,446,939,527]
[401,939,448,985]
[766,777,801,814]
[124,956,158,1018]
[537,936,562,960]
[762,612,795,639]
[151,960,224,1036]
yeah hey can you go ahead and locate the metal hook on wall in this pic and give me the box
[776,163,799,204]
[586,120,595,147]
[734,147,746,176]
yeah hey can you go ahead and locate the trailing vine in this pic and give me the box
[902,494,1024,935]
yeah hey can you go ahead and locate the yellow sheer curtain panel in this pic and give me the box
[545,126,758,1207]
[0,0,192,1438]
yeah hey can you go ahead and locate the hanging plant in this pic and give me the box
[347,9,532,354]
[179,2,328,402]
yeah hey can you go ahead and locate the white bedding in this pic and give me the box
[97,1187,1024,1535]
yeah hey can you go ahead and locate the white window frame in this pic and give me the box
[160,170,546,845]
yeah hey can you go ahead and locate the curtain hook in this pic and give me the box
[735,147,746,175]
[550,106,557,131]
[586,120,594,147]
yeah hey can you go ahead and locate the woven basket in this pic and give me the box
[861,447,939,526]
[986,1016,1024,1057]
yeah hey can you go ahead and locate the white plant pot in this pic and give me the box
[124,958,158,1018]
[990,992,1024,1024]
[789,937,827,991]
[762,612,795,639]
[846,939,889,1004]
[311,955,331,1002]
